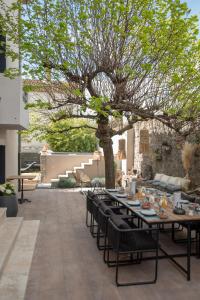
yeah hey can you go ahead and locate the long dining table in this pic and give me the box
[105,189,200,281]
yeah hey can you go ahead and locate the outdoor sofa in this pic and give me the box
[145,173,190,193]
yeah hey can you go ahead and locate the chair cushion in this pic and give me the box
[159,182,167,188]
[181,192,195,202]
[148,180,160,184]
[110,215,130,229]
[166,184,181,193]
[180,222,200,231]
[87,190,95,199]
[120,231,157,251]
[99,202,113,215]
[153,181,162,186]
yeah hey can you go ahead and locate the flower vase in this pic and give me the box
[0,195,18,217]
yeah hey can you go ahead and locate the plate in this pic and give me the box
[140,209,157,216]
[146,188,156,192]
[179,199,189,204]
[107,189,119,192]
[115,194,128,198]
[127,200,140,206]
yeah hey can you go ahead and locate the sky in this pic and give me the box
[182,0,200,31]
[185,0,200,13]
[184,0,200,22]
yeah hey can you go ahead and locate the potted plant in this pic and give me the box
[0,182,18,217]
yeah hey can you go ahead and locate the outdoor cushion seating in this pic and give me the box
[86,191,112,228]
[107,218,159,286]
[146,173,190,192]
[110,214,133,230]
[97,203,129,252]
[89,194,119,237]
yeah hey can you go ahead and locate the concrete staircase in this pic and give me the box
[51,158,95,187]
[0,208,40,300]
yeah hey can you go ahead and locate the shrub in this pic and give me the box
[57,177,76,188]
[91,177,105,187]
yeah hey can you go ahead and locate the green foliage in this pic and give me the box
[22,114,98,153]
[0,183,15,196]
[57,178,76,188]
[91,177,105,187]
[1,0,200,122]
[46,123,97,152]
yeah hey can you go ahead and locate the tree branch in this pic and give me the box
[46,124,97,134]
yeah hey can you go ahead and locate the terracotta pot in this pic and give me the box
[0,195,18,217]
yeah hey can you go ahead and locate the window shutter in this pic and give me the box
[0,34,6,73]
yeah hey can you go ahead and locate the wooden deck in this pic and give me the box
[18,189,200,300]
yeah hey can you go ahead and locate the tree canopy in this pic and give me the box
[1,0,200,187]
[22,114,98,152]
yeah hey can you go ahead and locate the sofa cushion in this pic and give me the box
[147,180,160,184]
[167,177,177,185]
[161,175,170,184]
[154,173,164,181]
[159,182,168,188]
[153,181,162,186]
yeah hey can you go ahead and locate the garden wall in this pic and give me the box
[132,120,200,188]
[40,152,105,183]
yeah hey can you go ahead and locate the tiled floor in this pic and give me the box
[18,189,200,300]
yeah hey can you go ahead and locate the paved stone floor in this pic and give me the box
[18,189,200,300]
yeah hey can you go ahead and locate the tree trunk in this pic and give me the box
[96,116,115,188]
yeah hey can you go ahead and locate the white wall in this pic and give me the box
[0,129,18,188]
[0,0,23,186]
[5,130,18,178]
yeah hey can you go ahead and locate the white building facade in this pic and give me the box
[0,0,28,183]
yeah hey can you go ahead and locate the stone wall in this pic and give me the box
[132,120,200,187]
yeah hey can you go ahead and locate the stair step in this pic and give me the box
[51,179,59,182]
[0,217,23,278]
[58,174,69,179]
[73,166,84,171]
[65,171,73,175]
[88,158,94,164]
[0,208,7,227]
[0,220,40,300]
[80,162,93,168]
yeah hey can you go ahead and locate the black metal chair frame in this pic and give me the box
[89,196,119,238]
[171,222,200,257]
[85,191,111,228]
[97,204,132,252]
[106,218,159,286]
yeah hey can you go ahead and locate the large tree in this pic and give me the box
[1,0,200,187]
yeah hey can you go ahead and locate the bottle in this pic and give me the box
[130,179,136,195]
[160,193,168,209]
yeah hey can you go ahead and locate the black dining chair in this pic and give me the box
[86,190,111,228]
[107,216,159,286]
[96,201,132,252]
